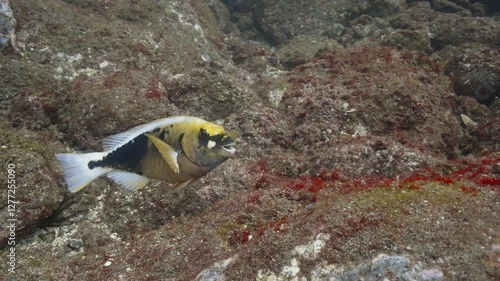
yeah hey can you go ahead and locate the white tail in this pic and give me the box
[56,152,112,192]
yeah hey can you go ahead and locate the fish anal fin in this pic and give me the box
[107,171,150,190]
[173,179,197,193]
[145,133,180,174]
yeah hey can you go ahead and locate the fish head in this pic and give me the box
[183,122,238,166]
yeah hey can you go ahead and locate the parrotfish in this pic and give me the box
[56,116,237,192]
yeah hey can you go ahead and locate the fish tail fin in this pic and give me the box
[55,152,112,193]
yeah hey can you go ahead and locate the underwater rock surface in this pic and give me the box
[0,123,65,246]
[0,0,499,280]
[0,0,15,51]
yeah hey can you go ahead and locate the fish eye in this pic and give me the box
[199,128,209,137]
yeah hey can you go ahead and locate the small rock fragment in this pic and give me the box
[460,114,478,129]
[67,239,84,251]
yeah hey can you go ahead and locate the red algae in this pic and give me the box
[475,177,500,186]
[460,186,478,196]
[248,156,500,200]
[144,85,162,99]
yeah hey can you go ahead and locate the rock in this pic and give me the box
[308,254,444,281]
[382,29,432,52]
[390,3,500,51]
[445,45,500,105]
[228,11,266,40]
[164,67,259,121]
[390,3,437,31]
[278,47,464,170]
[460,114,478,129]
[343,16,393,48]
[325,23,346,40]
[370,0,408,18]
[205,0,231,30]
[67,239,83,251]
[59,69,180,149]
[223,0,253,12]
[0,0,15,51]
[2,0,232,135]
[429,13,500,50]
[0,123,65,246]
[253,0,368,45]
[195,256,237,281]
[276,34,344,69]
[3,0,252,149]
[431,0,471,14]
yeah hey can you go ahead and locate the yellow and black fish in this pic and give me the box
[56,116,237,192]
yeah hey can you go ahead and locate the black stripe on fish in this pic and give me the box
[158,129,166,140]
[179,133,185,145]
[88,134,148,172]
[149,127,168,140]
[198,128,227,149]
[198,129,209,148]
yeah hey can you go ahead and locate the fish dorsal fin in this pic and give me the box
[102,116,200,151]
[145,133,180,173]
[107,171,150,190]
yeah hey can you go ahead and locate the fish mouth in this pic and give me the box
[221,143,236,156]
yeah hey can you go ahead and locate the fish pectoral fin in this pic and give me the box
[227,130,238,140]
[145,133,180,174]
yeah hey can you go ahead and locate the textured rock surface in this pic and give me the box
[445,44,500,105]
[253,0,361,45]
[0,0,15,51]
[0,123,65,246]
[0,0,499,280]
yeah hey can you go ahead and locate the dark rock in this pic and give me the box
[253,0,367,45]
[223,0,253,12]
[205,0,231,30]
[0,124,65,247]
[67,239,83,250]
[369,0,408,18]
[445,45,500,105]
[429,13,500,50]
[390,3,500,51]
[431,0,471,14]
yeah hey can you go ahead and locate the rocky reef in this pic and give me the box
[0,0,499,280]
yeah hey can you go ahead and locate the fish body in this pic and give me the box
[56,116,237,192]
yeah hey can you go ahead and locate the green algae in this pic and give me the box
[349,181,483,218]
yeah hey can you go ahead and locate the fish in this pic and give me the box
[56,116,238,193]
